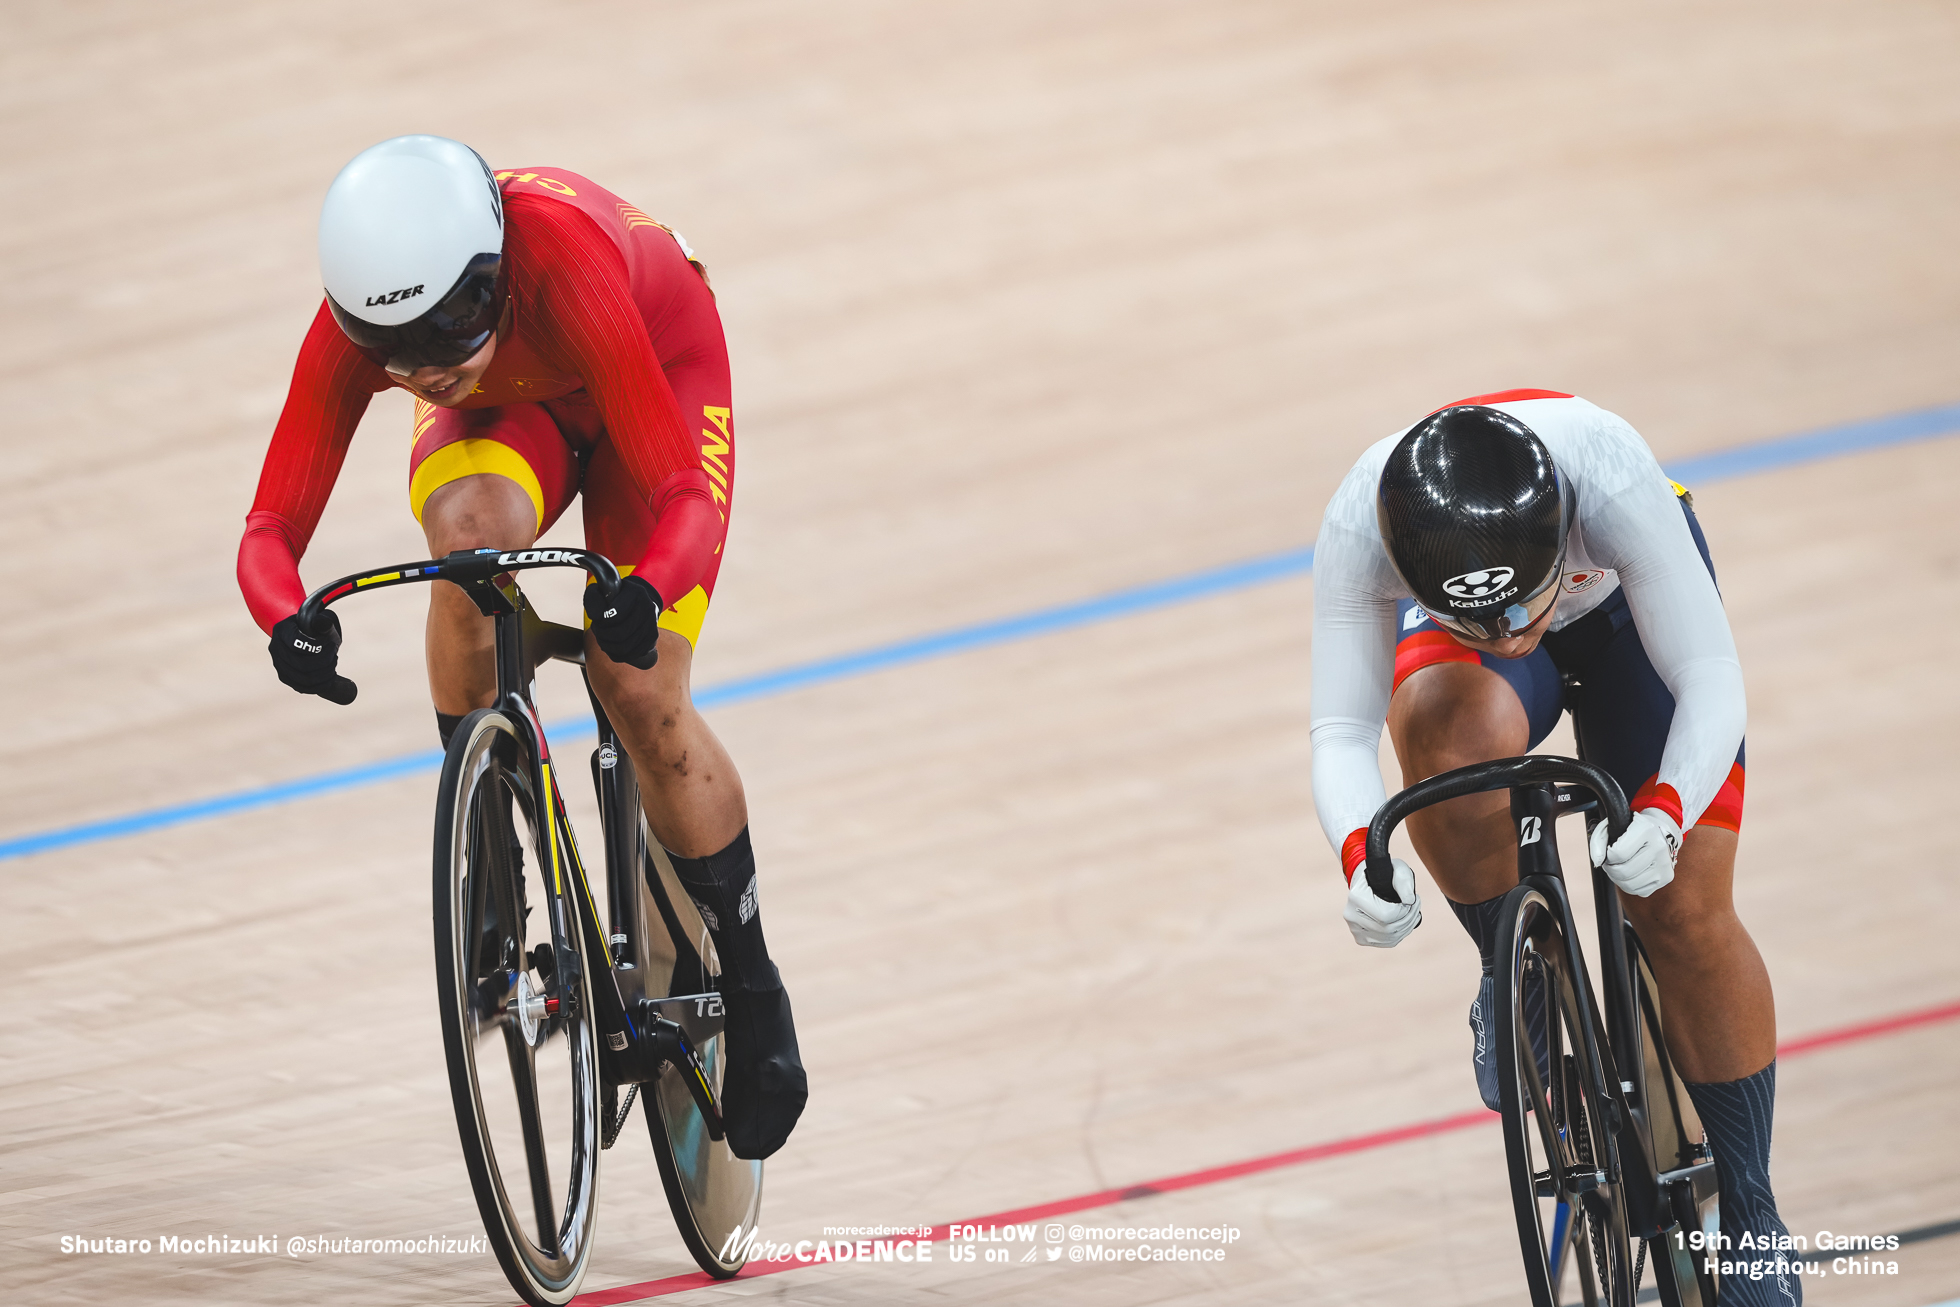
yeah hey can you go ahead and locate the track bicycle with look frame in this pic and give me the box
[297,545,762,1306]
[1362,755,1722,1307]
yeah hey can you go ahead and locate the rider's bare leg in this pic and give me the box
[1387,659,1776,1081]
[1618,829,1776,1082]
[582,631,748,859]
[585,620,801,1162]
[418,471,745,857]
[1387,661,1530,904]
[421,473,537,715]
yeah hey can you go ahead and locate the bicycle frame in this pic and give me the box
[299,547,723,1124]
[1361,755,1711,1240]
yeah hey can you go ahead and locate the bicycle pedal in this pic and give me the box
[1564,1169,1607,1196]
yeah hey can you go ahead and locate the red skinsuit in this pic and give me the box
[237,168,723,635]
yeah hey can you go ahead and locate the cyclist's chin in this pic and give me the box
[403,372,477,405]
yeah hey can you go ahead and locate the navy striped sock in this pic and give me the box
[1684,1061,1801,1306]
[1448,894,1507,970]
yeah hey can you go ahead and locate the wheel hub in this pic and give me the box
[515,971,558,1045]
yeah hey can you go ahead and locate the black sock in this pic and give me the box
[666,827,779,993]
[1684,1062,1801,1305]
[1449,893,1508,971]
[437,711,466,750]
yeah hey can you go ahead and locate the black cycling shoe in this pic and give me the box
[718,985,807,1159]
[1471,963,1550,1111]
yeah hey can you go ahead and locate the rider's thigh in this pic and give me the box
[1388,661,1535,902]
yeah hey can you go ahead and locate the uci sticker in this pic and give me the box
[1563,570,1603,594]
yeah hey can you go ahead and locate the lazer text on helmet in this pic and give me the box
[365,284,426,308]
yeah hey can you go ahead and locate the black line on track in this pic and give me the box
[1897,1216,1960,1247]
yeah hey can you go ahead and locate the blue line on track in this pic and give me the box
[1661,401,1960,485]
[5,401,1957,863]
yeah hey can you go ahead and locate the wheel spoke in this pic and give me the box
[1548,1201,1571,1284]
[1574,1212,1601,1306]
[504,1022,558,1255]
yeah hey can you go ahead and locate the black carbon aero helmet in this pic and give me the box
[1375,405,1571,641]
[319,135,506,374]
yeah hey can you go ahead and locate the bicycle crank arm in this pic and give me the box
[635,1005,726,1140]
[1533,1168,1608,1199]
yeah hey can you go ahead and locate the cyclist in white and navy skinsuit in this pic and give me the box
[1311,390,1798,1305]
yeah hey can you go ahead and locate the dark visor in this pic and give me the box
[1424,577,1561,642]
[328,253,503,374]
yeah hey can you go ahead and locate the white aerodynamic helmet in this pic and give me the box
[319,135,505,373]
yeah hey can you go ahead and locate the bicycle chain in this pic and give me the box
[602,1083,639,1149]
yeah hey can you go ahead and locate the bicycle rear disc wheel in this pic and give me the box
[1625,926,1720,1307]
[434,710,602,1306]
[1497,885,1635,1307]
[638,838,762,1276]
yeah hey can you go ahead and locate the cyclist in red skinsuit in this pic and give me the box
[238,139,803,1160]
[238,168,724,633]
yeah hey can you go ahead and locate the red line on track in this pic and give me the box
[561,995,1960,1304]
[1773,998,1960,1057]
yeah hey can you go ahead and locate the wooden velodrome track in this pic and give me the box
[4,1,1958,1303]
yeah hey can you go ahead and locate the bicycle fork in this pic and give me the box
[1513,783,1629,1186]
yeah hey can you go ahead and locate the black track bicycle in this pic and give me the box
[1362,756,1722,1307]
[298,546,762,1306]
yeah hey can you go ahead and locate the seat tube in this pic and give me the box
[1510,783,1562,882]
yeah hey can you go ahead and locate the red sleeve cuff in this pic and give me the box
[1341,828,1369,885]
[1631,777,1684,830]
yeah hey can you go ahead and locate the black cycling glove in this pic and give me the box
[270,611,358,705]
[583,575,664,670]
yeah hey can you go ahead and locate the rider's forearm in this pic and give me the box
[1310,718,1389,877]
[1309,518,1401,873]
[238,510,308,635]
[631,469,722,606]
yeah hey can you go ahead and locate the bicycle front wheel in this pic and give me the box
[434,710,602,1306]
[1497,885,1635,1307]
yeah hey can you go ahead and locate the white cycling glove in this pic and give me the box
[1589,809,1682,898]
[1345,858,1422,948]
